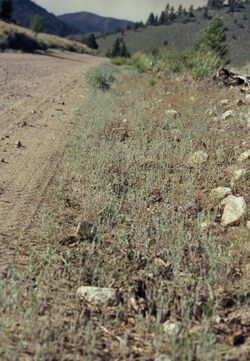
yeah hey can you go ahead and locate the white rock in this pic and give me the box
[230,169,249,187]
[221,195,247,227]
[189,151,208,166]
[238,150,250,163]
[165,110,181,119]
[220,99,230,106]
[245,94,250,105]
[210,187,232,202]
[222,110,235,120]
[246,221,250,230]
[155,355,172,361]
[76,286,117,305]
[162,321,181,337]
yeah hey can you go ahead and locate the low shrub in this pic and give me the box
[86,64,117,90]
[0,30,45,52]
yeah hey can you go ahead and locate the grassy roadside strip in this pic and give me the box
[0,65,249,361]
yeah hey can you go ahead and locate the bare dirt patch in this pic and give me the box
[0,51,104,272]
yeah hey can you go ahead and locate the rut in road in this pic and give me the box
[0,52,105,273]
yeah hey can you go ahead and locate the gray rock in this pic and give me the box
[162,320,181,337]
[189,151,208,166]
[222,110,235,120]
[238,150,250,163]
[155,355,172,361]
[165,110,181,120]
[221,195,247,227]
[210,187,232,202]
[230,169,249,187]
[76,286,117,306]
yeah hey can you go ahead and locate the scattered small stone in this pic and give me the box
[238,150,250,163]
[76,221,96,241]
[163,320,181,337]
[15,141,22,148]
[222,110,235,120]
[165,110,181,119]
[155,355,172,361]
[245,94,250,105]
[236,99,245,107]
[76,286,117,306]
[1,158,5,163]
[221,195,247,227]
[220,99,230,106]
[231,169,249,187]
[210,187,232,202]
[189,151,208,166]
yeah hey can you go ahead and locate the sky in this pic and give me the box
[33,0,206,21]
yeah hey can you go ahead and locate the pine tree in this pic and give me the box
[189,5,194,17]
[147,12,155,25]
[197,17,227,58]
[0,0,12,22]
[178,5,183,16]
[169,6,176,21]
[207,0,224,9]
[111,37,130,58]
[203,6,209,18]
[86,34,98,50]
[159,11,166,24]
[30,15,43,35]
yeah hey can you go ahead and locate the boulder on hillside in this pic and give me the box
[221,195,247,227]
[189,151,208,166]
[210,187,232,203]
[76,286,117,306]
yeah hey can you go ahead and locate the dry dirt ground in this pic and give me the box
[0,51,104,272]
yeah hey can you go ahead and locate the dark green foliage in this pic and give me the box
[0,0,12,22]
[30,14,43,35]
[0,30,45,51]
[85,33,98,50]
[110,37,130,58]
[207,0,224,9]
[178,5,183,16]
[197,17,227,58]
[86,64,117,91]
[147,12,155,25]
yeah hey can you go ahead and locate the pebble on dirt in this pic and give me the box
[165,109,181,119]
[189,150,208,166]
[76,286,117,306]
[15,141,22,148]
[222,110,235,120]
[210,187,232,202]
[221,195,247,227]
[162,320,181,337]
[238,150,250,163]
[231,169,249,187]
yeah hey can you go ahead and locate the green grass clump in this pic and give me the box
[86,64,117,90]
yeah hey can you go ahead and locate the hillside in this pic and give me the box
[0,20,91,53]
[58,11,134,34]
[0,0,78,36]
[98,4,250,66]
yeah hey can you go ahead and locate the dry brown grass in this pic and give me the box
[0,20,91,53]
[0,66,249,360]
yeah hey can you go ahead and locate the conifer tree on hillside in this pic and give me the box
[85,33,98,50]
[178,4,183,16]
[207,0,224,9]
[0,0,12,22]
[197,17,227,58]
[30,14,43,35]
[147,12,155,25]
[159,11,166,24]
[111,37,130,58]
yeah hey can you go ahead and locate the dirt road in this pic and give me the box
[0,51,104,271]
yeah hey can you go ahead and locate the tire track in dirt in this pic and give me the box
[0,51,105,273]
